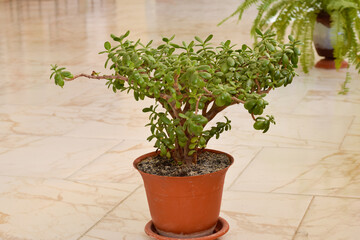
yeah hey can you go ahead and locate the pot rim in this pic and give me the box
[133,148,234,179]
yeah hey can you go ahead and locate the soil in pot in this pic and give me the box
[137,151,231,177]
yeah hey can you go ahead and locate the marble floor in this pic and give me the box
[0,0,359,239]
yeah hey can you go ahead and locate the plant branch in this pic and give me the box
[65,73,128,82]
[254,78,261,93]
[159,93,180,118]
[173,74,181,95]
[259,87,273,94]
[202,101,211,116]
[251,113,256,121]
[195,94,203,114]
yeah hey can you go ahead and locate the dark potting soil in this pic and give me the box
[137,151,231,177]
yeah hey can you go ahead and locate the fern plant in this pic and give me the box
[220,0,360,93]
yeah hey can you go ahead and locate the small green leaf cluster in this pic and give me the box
[143,105,176,158]
[253,115,275,133]
[202,116,232,141]
[50,29,301,164]
[50,65,73,87]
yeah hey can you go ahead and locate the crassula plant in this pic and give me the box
[50,30,301,165]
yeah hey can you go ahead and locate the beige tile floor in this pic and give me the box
[0,0,359,239]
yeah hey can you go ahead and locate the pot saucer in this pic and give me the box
[315,59,348,69]
[144,217,229,240]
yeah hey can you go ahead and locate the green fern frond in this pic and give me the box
[330,11,346,69]
[250,0,277,36]
[293,17,305,46]
[218,0,261,26]
[271,3,297,42]
[344,8,359,58]
[299,13,316,73]
[259,0,291,29]
[339,72,351,95]
[355,17,360,41]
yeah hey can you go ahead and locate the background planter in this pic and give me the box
[134,149,233,238]
[313,11,348,69]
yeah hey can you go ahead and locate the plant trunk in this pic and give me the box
[172,144,196,166]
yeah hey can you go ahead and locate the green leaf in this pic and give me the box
[197,65,211,71]
[291,54,298,65]
[253,120,266,130]
[58,79,64,87]
[170,43,181,48]
[282,54,289,65]
[160,115,171,125]
[193,115,208,125]
[104,41,111,50]
[220,62,229,73]
[199,136,206,146]
[179,113,188,119]
[255,28,263,36]
[215,92,232,107]
[160,145,167,156]
[60,71,73,78]
[54,73,63,86]
[265,42,275,52]
[195,36,203,43]
[204,34,213,43]
[123,30,130,38]
[189,143,197,149]
[199,72,211,79]
[142,107,152,113]
[215,72,224,77]
[189,122,203,135]
[188,150,196,156]
[227,57,235,67]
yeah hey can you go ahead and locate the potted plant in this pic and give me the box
[219,0,360,94]
[50,29,301,239]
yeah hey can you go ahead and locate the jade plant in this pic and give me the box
[50,30,301,165]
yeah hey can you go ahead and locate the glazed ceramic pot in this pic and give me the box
[133,149,233,239]
[313,11,348,69]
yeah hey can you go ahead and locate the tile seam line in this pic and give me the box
[0,133,127,142]
[227,147,264,190]
[227,189,360,200]
[0,173,139,193]
[291,196,315,240]
[77,184,143,240]
[339,115,356,150]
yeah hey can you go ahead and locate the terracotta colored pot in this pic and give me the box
[133,149,233,238]
[313,11,348,69]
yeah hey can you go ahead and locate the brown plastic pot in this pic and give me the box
[133,149,233,238]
